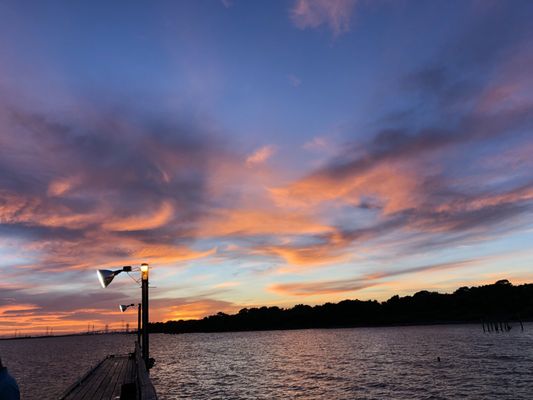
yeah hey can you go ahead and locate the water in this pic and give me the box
[1,325,532,399]
[0,334,135,399]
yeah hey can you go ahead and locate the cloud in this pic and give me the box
[0,284,134,334]
[245,145,276,167]
[1,2,533,333]
[253,216,408,268]
[221,0,233,8]
[267,14,533,260]
[212,281,240,289]
[151,297,241,321]
[271,279,373,296]
[198,208,333,238]
[288,74,302,87]
[0,102,226,275]
[47,177,79,197]
[270,161,422,214]
[102,201,174,232]
[270,259,477,296]
[263,94,533,269]
[303,136,328,152]
[0,282,242,334]
[290,0,358,36]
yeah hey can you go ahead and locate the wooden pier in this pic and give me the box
[60,343,157,400]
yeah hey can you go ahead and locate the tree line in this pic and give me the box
[149,280,533,334]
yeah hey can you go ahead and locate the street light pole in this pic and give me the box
[119,303,141,344]
[137,303,142,345]
[140,263,149,368]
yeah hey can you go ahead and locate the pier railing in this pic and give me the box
[135,341,158,400]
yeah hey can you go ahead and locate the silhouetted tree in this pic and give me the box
[149,281,533,334]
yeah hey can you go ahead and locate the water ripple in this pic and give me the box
[2,324,533,399]
[150,325,533,399]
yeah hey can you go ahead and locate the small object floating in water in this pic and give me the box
[437,357,441,362]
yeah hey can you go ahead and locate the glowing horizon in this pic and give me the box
[1,0,533,336]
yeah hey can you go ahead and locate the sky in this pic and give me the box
[1,0,533,335]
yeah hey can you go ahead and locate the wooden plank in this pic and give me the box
[59,357,108,399]
[78,357,116,400]
[90,357,121,400]
[84,358,117,400]
[67,357,114,400]
[61,346,157,400]
[100,358,123,399]
[93,358,119,400]
[62,356,127,400]
[105,356,128,400]
[124,355,135,384]
[119,356,137,400]
[106,357,125,399]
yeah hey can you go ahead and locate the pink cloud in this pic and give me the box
[290,0,358,36]
[288,73,302,87]
[245,145,276,167]
[303,136,328,151]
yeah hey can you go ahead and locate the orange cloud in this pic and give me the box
[0,306,129,336]
[270,162,422,214]
[103,201,174,231]
[199,208,333,237]
[158,299,240,321]
[0,191,100,229]
[131,245,216,266]
[0,303,39,316]
[212,281,240,289]
[254,231,354,267]
[269,259,478,296]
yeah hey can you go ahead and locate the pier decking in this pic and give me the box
[61,355,134,400]
[60,344,157,400]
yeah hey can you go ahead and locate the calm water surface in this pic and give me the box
[1,324,532,399]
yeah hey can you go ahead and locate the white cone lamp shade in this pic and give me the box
[97,269,119,288]
[119,303,135,312]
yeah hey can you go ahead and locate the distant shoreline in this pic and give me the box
[152,319,530,335]
[0,331,131,341]
[2,319,530,341]
[5,280,530,339]
[150,280,532,335]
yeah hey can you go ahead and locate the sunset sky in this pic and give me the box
[1,0,533,335]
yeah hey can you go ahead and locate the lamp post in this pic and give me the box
[140,263,149,368]
[97,263,152,369]
[119,303,141,344]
